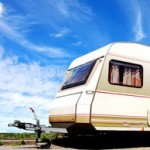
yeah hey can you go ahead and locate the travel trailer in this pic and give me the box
[49,42,150,135]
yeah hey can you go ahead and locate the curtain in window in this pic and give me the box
[110,64,119,84]
[135,68,141,87]
[123,67,132,85]
[123,68,141,87]
[131,69,136,86]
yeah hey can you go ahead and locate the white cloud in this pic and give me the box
[0,53,65,96]
[0,47,66,132]
[0,2,4,17]
[50,27,71,38]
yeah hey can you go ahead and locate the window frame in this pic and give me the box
[108,60,143,88]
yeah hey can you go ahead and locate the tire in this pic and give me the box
[40,138,51,149]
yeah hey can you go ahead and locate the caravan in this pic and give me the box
[49,42,150,134]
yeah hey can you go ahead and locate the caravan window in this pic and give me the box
[61,60,96,90]
[109,60,143,88]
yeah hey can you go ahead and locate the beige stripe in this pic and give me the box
[91,115,147,128]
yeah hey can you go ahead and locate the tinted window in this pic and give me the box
[61,60,96,90]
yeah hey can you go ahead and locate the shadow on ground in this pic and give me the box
[52,132,150,149]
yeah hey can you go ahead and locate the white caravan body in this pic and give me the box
[49,42,150,134]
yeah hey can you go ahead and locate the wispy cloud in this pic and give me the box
[130,1,146,41]
[52,0,93,22]
[12,0,93,28]
[0,0,94,58]
[117,0,146,42]
[0,2,70,58]
[134,9,146,41]
[0,20,70,57]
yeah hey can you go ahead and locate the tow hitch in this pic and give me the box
[8,107,52,149]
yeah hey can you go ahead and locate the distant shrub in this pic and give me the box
[0,132,57,140]
[0,140,4,146]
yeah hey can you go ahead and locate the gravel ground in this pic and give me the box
[0,144,77,150]
[1,145,150,150]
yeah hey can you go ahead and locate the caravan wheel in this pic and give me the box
[40,138,51,149]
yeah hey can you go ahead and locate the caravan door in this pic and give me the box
[75,58,104,123]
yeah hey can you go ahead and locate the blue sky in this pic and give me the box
[0,0,149,132]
